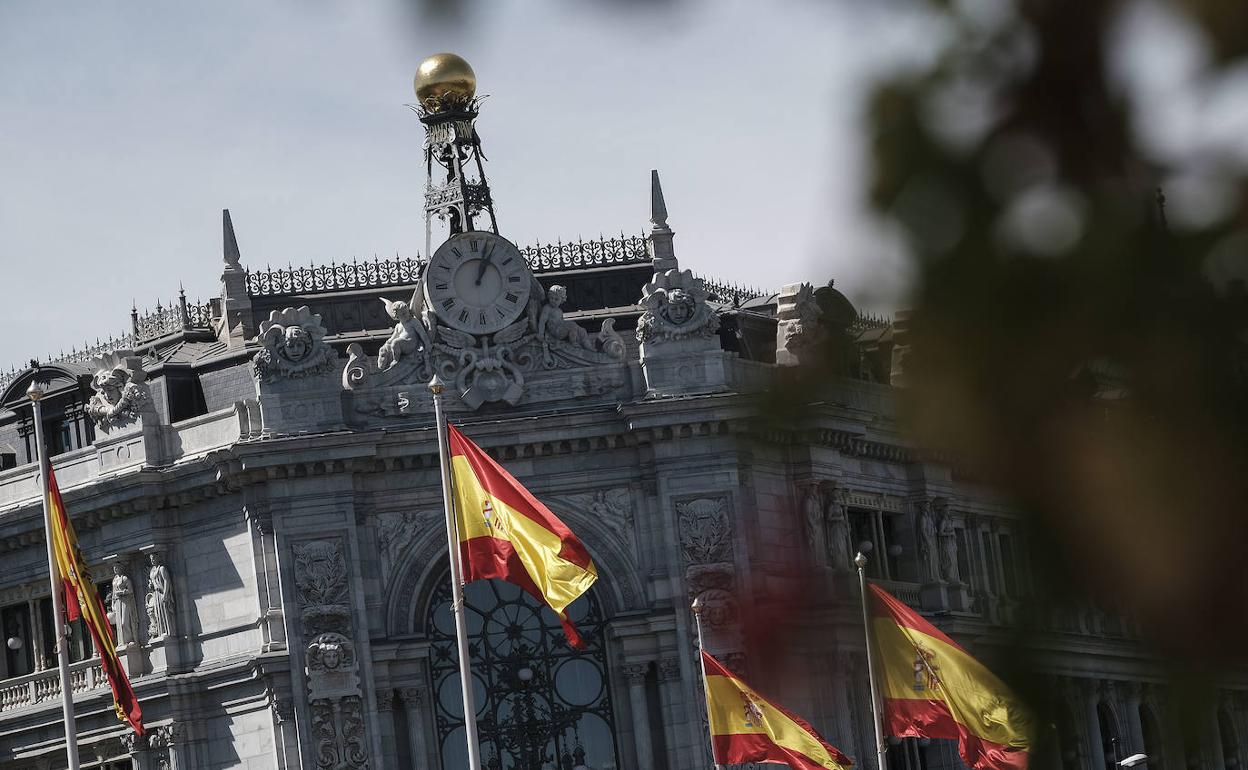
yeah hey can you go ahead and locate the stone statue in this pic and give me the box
[802,483,829,569]
[917,500,940,582]
[636,268,719,344]
[937,503,960,583]
[378,290,433,370]
[252,306,339,382]
[537,285,594,350]
[776,282,830,367]
[146,552,175,640]
[110,564,136,649]
[86,352,151,433]
[825,485,852,572]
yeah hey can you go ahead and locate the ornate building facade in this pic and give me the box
[0,61,1244,770]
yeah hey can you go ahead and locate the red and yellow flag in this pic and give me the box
[869,584,1029,770]
[702,651,853,770]
[448,423,598,648]
[48,466,144,736]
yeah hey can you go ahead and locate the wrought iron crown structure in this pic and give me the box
[417,95,499,255]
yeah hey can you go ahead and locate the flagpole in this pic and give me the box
[855,551,887,770]
[690,597,725,770]
[28,375,81,770]
[428,375,483,770]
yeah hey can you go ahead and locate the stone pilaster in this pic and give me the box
[399,686,431,770]
[621,662,655,768]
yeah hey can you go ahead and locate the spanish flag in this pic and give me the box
[48,466,145,736]
[869,584,1029,769]
[447,424,598,648]
[702,651,853,770]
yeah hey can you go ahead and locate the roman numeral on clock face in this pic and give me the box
[458,309,469,323]
[435,282,448,290]
[509,275,521,283]
[479,312,487,325]
[452,247,463,260]
[442,298,456,310]
[505,292,518,303]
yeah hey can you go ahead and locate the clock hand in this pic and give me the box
[474,242,495,286]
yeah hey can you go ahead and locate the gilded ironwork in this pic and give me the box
[413,53,477,113]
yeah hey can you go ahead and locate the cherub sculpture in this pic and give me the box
[537,285,594,350]
[253,306,338,382]
[636,268,719,344]
[378,287,433,371]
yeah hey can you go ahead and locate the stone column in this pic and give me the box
[1082,681,1108,770]
[400,686,431,770]
[830,652,858,762]
[28,598,47,672]
[621,662,655,768]
[269,696,297,770]
[148,722,183,770]
[245,499,287,652]
[121,731,151,770]
[657,656,690,770]
[1122,682,1145,760]
[376,688,397,767]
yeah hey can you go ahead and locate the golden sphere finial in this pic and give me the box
[414,53,477,111]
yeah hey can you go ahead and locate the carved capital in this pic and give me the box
[270,696,295,725]
[621,662,650,685]
[376,688,396,712]
[147,722,181,749]
[399,686,426,706]
[658,657,682,682]
[121,731,149,753]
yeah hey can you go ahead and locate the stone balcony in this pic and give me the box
[0,403,253,513]
[0,657,107,713]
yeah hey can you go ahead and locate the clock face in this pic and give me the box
[424,232,532,335]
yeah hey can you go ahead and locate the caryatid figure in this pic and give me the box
[109,564,136,648]
[146,552,175,639]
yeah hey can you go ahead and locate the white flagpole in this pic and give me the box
[690,597,725,770]
[855,551,887,770]
[27,374,81,770]
[428,375,483,770]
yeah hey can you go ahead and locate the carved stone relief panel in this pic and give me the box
[675,496,732,566]
[292,538,371,769]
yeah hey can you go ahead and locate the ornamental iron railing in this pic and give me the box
[0,291,215,393]
[130,290,214,342]
[246,255,425,297]
[244,233,653,297]
[520,232,650,273]
[697,275,768,307]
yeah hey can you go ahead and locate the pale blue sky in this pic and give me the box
[0,0,938,367]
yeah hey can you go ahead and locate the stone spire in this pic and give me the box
[650,169,670,232]
[223,208,242,268]
[219,208,254,346]
[647,170,677,272]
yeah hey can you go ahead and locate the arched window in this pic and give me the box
[426,575,620,770]
[1098,701,1120,767]
[1139,704,1165,768]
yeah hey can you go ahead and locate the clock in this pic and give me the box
[423,231,532,335]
